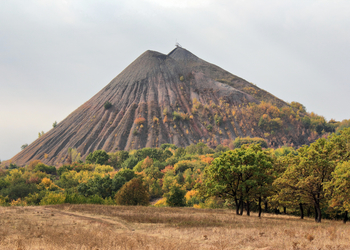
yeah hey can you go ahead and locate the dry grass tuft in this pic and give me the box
[305,233,314,242]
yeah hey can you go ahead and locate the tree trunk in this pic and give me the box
[246,201,250,216]
[283,207,287,214]
[307,207,311,217]
[264,201,268,213]
[314,204,322,223]
[299,203,304,219]
[343,211,348,224]
[314,205,318,222]
[239,198,244,215]
[235,198,240,215]
[258,197,262,218]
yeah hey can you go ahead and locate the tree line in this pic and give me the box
[1,129,350,223]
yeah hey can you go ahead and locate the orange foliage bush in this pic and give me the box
[161,166,174,174]
[200,155,214,164]
[135,117,146,125]
[27,160,42,171]
[163,115,169,123]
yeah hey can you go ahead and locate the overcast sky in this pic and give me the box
[1,0,349,161]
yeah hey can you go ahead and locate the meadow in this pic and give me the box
[1,204,349,250]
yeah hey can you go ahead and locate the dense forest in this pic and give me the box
[1,118,350,223]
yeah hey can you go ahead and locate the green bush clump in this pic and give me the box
[232,137,268,148]
[104,101,112,110]
[206,124,213,132]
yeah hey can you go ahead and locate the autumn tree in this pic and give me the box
[324,161,350,223]
[115,178,149,206]
[273,129,350,223]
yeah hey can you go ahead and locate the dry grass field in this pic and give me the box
[0,204,349,250]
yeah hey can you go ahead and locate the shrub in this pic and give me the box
[104,101,112,110]
[40,192,66,205]
[214,114,223,126]
[232,137,268,148]
[25,193,41,205]
[27,160,42,171]
[88,194,105,204]
[115,178,149,206]
[94,165,114,173]
[160,143,178,150]
[64,193,88,204]
[185,190,202,207]
[9,163,19,169]
[206,125,213,132]
[10,198,27,206]
[180,113,189,121]
[37,177,62,191]
[154,198,167,207]
[163,115,169,123]
[153,116,159,123]
[1,182,38,201]
[135,117,146,125]
[173,111,181,121]
[0,195,8,206]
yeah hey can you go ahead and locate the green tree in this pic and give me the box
[324,161,350,223]
[86,150,110,165]
[52,121,57,128]
[109,150,129,169]
[34,163,57,175]
[21,144,28,150]
[121,156,139,169]
[115,169,135,182]
[204,144,273,216]
[78,174,125,199]
[165,184,186,207]
[273,134,348,222]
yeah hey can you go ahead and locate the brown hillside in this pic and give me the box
[8,47,314,166]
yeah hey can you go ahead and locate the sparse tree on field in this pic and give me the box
[204,144,274,216]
